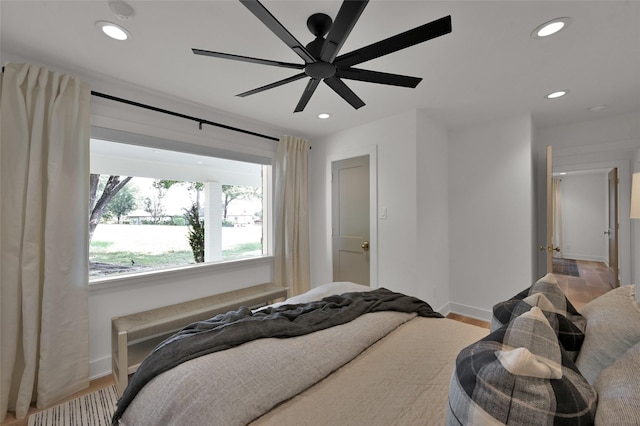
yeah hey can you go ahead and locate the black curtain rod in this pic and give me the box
[91,91,279,142]
[1,66,279,142]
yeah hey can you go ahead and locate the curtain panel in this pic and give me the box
[0,63,91,420]
[274,135,311,296]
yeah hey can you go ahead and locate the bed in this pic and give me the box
[114,282,489,425]
[114,277,640,425]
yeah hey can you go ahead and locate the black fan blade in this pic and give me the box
[237,73,307,97]
[324,77,365,110]
[320,0,368,63]
[240,0,316,64]
[192,49,304,70]
[294,78,321,112]
[335,15,452,68]
[336,68,422,88]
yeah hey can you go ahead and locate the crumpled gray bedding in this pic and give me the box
[113,286,442,424]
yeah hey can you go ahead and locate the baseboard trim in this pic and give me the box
[90,356,112,381]
[447,302,492,322]
[436,302,451,317]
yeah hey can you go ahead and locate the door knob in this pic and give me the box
[538,245,560,253]
[361,241,369,251]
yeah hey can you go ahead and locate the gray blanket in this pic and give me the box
[112,288,442,424]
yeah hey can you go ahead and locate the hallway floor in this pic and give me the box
[553,259,614,311]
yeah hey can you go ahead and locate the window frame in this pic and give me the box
[88,126,274,287]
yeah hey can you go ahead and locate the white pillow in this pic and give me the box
[575,285,640,384]
[594,342,640,425]
[265,282,372,309]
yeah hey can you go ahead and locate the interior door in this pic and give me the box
[332,155,370,285]
[607,168,619,287]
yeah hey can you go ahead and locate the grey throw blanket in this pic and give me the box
[112,288,442,425]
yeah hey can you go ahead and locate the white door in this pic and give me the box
[332,155,370,285]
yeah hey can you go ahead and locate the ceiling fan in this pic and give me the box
[192,0,452,113]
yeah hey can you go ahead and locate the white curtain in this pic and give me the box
[274,135,311,296]
[1,63,91,420]
[552,177,563,258]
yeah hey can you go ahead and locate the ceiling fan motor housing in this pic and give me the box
[305,61,337,79]
[303,13,338,79]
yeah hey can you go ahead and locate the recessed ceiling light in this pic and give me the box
[531,17,570,39]
[587,104,608,112]
[108,0,135,21]
[318,113,331,119]
[96,21,130,41]
[545,90,568,99]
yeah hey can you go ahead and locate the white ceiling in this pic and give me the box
[2,1,639,139]
[90,139,263,185]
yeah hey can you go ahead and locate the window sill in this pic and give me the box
[88,256,274,292]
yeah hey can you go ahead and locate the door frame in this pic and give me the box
[327,145,378,288]
[551,156,631,286]
[608,168,620,287]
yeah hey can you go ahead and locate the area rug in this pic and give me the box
[552,257,580,277]
[28,385,117,426]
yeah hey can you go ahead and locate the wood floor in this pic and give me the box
[1,262,611,426]
[446,312,490,328]
[553,259,614,311]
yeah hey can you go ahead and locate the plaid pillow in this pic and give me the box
[491,274,586,361]
[493,274,585,329]
[447,307,597,426]
[492,293,585,361]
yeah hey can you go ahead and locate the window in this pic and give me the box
[89,130,272,281]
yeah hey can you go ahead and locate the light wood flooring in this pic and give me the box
[553,259,614,311]
[2,264,610,426]
[446,312,490,328]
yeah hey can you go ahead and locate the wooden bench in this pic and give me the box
[111,283,288,395]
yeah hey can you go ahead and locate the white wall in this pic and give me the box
[448,115,535,320]
[416,111,451,309]
[311,111,536,319]
[309,109,451,309]
[310,111,417,293]
[559,172,608,262]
